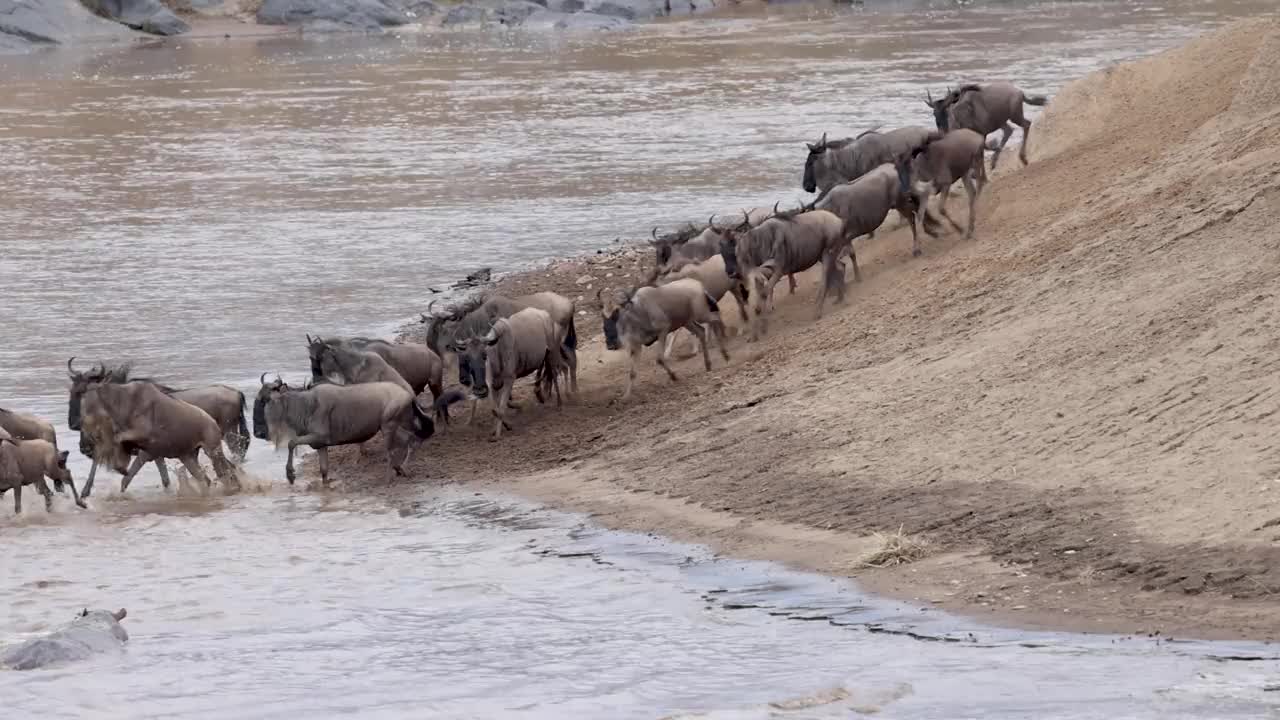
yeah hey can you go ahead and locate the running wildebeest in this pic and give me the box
[804,126,932,200]
[654,253,750,358]
[78,380,239,497]
[1,609,128,671]
[926,82,1048,168]
[306,335,444,402]
[599,279,730,401]
[472,307,566,439]
[815,160,920,263]
[422,291,578,395]
[719,207,847,330]
[2,439,84,513]
[908,129,988,242]
[67,360,249,495]
[648,207,776,278]
[253,375,462,486]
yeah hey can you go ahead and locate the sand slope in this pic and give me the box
[341,16,1280,638]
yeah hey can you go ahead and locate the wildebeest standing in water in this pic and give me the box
[253,375,463,486]
[0,407,63,493]
[469,307,566,439]
[926,82,1047,168]
[67,359,251,495]
[599,279,730,401]
[78,380,239,497]
[1,439,84,513]
[306,335,445,403]
[908,129,988,242]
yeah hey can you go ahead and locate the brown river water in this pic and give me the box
[3,0,1280,716]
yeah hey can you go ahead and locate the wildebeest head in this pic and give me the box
[66,356,116,431]
[802,132,830,193]
[452,334,490,399]
[252,373,286,441]
[304,334,328,379]
[598,288,658,351]
[419,300,461,356]
[925,89,951,131]
[744,262,776,318]
[718,228,745,279]
[48,450,72,487]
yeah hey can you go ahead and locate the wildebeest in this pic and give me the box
[803,126,933,200]
[0,407,64,493]
[67,358,250,469]
[68,360,249,495]
[0,408,57,447]
[472,307,566,439]
[655,253,750,358]
[908,129,988,242]
[599,278,730,401]
[816,161,920,262]
[253,375,462,485]
[78,380,239,498]
[648,208,775,277]
[423,291,578,395]
[926,82,1048,168]
[1,608,128,671]
[2,439,84,513]
[719,207,846,329]
[306,335,444,402]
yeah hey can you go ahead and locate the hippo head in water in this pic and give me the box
[1,608,129,671]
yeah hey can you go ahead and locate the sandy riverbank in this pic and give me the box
[324,15,1280,640]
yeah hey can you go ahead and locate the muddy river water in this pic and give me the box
[3,0,1280,716]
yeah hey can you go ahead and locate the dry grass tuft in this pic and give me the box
[858,526,932,568]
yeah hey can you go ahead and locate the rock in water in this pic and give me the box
[82,0,190,35]
[1,609,129,671]
[257,0,410,30]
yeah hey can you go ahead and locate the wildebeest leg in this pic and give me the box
[937,184,964,232]
[991,123,1015,169]
[12,483,21,514]
[178,454,214,496]
[687,322,712,371]
[730,284,750,327]
[1017,117,1033,165]
[37,477,53,513]
[622,344,641,401]
[154,460,172,490]
[316,446,330,487]
[285,441,299,485]
[653,331,679,383]
[63,475,87,509]
[207,445,240,493]
[82,459,101,499]
[814,250,838,319]
[921,191,945,238]
[709,317,731,362]
[566,348,579,395]
[962,172,980,240]
[787,274,797,296]
[119,452,152,493]
[467,397,479,426]
[492,384,513,439]
[846,239,862,283]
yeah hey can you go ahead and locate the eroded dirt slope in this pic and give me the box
[338,17,1280,638]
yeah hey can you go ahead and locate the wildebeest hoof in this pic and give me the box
[75,499,88,509]
[912,248,922,257]
[286,467,297,484]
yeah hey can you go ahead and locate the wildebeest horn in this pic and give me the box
[113,608,127,622]
[651,227,658,240]
[67,356,78,377]
[260,372,269,386]
[305,333,314,345]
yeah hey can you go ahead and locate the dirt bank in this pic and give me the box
[328,16,1280,640]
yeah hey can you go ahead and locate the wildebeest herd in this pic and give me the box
[0,82,1047,514]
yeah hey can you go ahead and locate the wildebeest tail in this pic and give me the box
[704,292,721,313]
[564,315,577,351]
[1024,93,1048,106]
[432,388,468,426]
